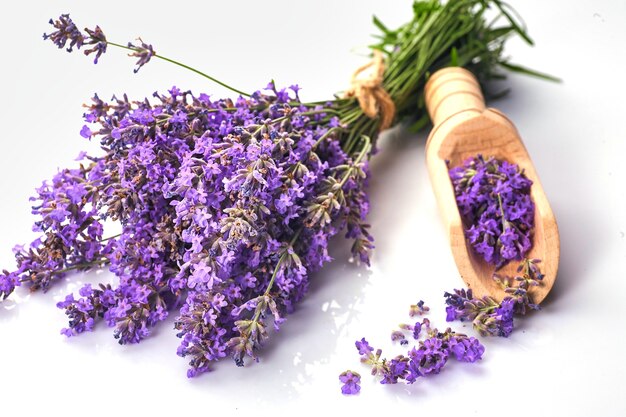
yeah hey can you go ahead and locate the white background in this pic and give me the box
[1,1,625,415]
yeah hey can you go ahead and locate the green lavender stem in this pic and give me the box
[107,41,251,97]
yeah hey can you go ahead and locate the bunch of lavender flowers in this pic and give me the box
[444,258,544,337]
[449,155,535,267]
[1,81,373,375]
[2,1,546,376]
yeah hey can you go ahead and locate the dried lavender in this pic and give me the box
[444,258,544,337]
[449,155,534,267]
[339,370,362,395]
[351,305,484,390]
[409,299,430,317]
[446,153,543,337]
[2,1,546,377]
[1,75,374,375]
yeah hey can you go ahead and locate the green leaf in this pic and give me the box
[450,46,458,66]
[484,25,515,42]
[500,61,562,82]
[372,15,391,35]
[493,0,534,45]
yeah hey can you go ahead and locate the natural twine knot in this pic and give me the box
[345,49,396,131]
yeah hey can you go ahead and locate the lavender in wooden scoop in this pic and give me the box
[423,67,559,335]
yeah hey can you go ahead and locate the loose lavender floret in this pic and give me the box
[394,320,423,342]
[356,337,374,355]
[449,336,485,363]
[390,330,407,345]
[339,370,361,395]
[409,299,429,317]
[409,336,448,375]
[449,155,534,268]
[444,258,544,337]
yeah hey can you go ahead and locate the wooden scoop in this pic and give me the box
[424,67,559,303]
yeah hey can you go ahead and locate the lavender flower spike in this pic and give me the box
[44,14,109,64]
[43,14,84,52]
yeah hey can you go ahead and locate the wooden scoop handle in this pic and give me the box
[425,67,485,127]
[423,66,559,304]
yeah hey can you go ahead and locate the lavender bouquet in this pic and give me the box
[0,0,544,377]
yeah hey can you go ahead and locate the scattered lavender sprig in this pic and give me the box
[347,300,484,393]
[449,155,534,268]
[444,258,544,337]
[357,326,484,387]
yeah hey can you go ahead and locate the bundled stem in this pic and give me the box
[332,0,553,155]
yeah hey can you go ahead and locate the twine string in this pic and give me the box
[345,50,396,131]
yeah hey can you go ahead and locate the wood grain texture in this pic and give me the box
[424,67,559,303]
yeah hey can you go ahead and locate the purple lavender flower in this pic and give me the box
[412,321,422,340]
[449,336,485,362]
[494,298,515,337]
[43,14,84,52]
[0,165,109,295]
[356,337,374,355]
[339,370,361,395]
[409,337,448,375]
[0,271,19,300]
[445,305,458,321]
[44,15,111,64]
[449,155,534,268]
[127,38,156,73]
[381,356,409,384]
[80,125,92,138]
[83,26,107,64]
[405,358,423,384]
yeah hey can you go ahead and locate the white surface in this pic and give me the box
[1,1,625,415]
